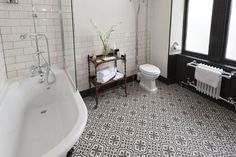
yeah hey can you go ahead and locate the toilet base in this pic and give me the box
[139,79,158,92]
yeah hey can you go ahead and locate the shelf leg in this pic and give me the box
[124,77,127,97]
[89,81,91,91]
[94,86,99,109]
[88,55,92,96]
[124,54,127,97]
[89,82,92,97]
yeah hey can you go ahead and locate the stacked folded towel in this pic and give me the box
[195,63,223,88]
[113,72,124,80]
[97,66,117,84]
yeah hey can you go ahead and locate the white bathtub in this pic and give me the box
[0,69,88,157]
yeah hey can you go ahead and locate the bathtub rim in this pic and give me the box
[0,80,11,108]
[42,92,88,157]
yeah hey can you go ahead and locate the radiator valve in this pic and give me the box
[228,97,236,109]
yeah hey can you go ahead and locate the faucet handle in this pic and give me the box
[41,62,49,68]
[30,65,38,77]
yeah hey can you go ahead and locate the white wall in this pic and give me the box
[72,0,150,91]
[169,0,185,55]
[73,0,147,37]
[149,0,172,78]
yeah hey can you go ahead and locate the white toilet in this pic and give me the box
[139,64,161,92]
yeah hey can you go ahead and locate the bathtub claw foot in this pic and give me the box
[66,147,75,157]
[93,105,98,109]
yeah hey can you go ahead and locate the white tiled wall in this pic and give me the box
[0,0,151,92]
[0,29,7,90]
[75,31,151,91]
[0,0,63,79]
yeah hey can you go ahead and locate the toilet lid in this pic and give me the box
[139,64,161,76]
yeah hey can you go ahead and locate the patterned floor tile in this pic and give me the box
[72,82,236,157]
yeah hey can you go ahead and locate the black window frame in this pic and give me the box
[182,0,236,67]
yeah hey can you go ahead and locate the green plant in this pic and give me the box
[90,19,121,56]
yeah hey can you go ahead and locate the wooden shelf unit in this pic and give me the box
[88,52,127,109]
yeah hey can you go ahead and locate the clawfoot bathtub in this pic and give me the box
[0,69,87,157]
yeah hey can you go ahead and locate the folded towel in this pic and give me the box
[97,68,117,84]
[113,72,124,80]
[97,66,115,78]
[195,64,223,88]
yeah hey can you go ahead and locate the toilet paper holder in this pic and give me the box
[171,42,181,52]
[7,0,18,3]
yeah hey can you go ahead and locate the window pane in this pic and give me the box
[226,1,236,61]
[185,0,213,54]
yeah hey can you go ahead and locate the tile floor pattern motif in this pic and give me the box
[72,82,236,157]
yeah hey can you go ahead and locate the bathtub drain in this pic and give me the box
[40,110,47,114]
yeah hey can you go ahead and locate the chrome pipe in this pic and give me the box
[19,33,56,85]
[36,34,51,66]
[181,80,236,110]
[187,60,235,79]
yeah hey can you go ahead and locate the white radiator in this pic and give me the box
[186,60,236,109]
[196,80,221,99]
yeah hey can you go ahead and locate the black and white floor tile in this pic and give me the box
[72,82,236,157]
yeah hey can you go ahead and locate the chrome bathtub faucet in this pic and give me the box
[30,65,38,77]
[29,52,56,85]
[30,62,50,84]
[20,33,56,85]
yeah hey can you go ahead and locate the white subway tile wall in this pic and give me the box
[75,31,151,91]
[0,0,63,79]
[0,30,7,90]
[0,0,150,91]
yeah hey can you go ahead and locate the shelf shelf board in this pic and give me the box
[89,75,125,86]
[88,54,126,66]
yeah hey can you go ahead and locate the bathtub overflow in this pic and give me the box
[40,110,47,114]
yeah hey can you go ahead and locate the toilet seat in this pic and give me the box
[139,64,160,76]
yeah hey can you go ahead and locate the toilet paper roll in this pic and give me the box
[172,45,181,51]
